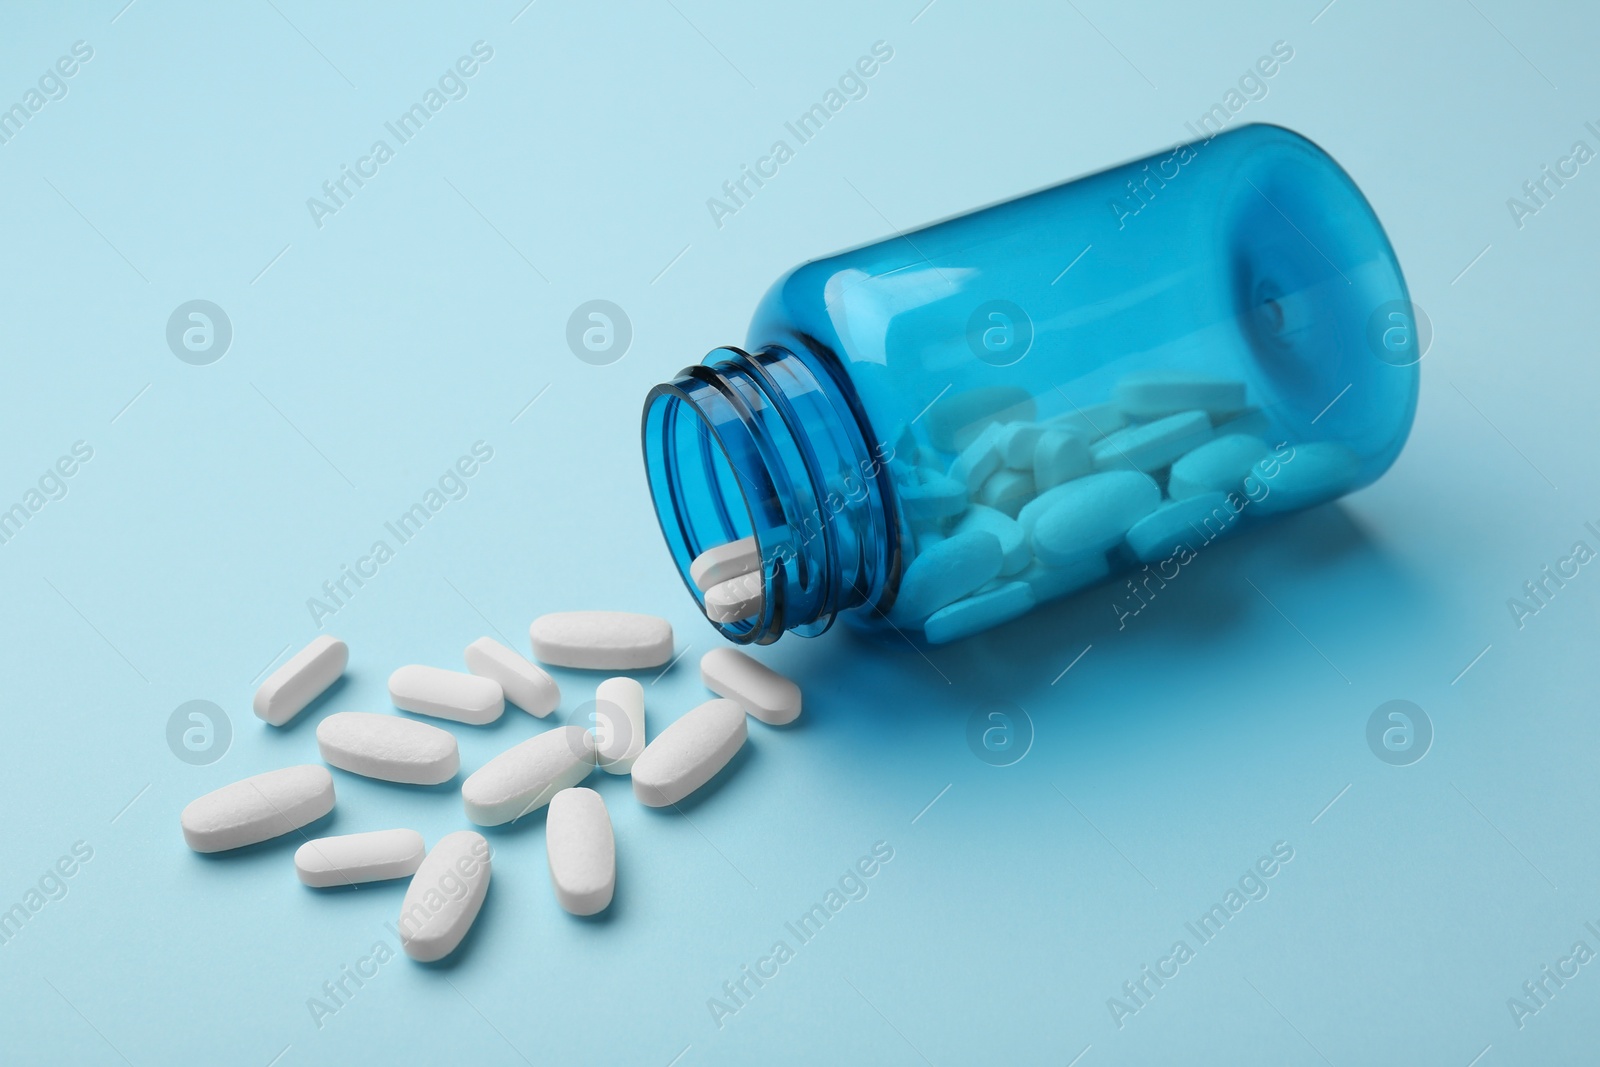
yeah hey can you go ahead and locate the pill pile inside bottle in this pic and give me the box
[180,585,798,962]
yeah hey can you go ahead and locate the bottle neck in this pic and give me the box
[641,344,897,644]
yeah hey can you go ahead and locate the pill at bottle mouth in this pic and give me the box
[253,636,348,727]
[1245,441,1361,514]
[924,581,1035,644]
[398,831,491,962]
[546,788,615,916]
[463,637,560,718]
[389,665,504,725]
[1167,434,1271,500]
[295,829,426,888]
[1113,373,1248,420]
[461,726,596,826]
[594,677,646,774]
[1125,492,1239,562]
[700,647,802,726]
[954,504,1030,577]
[1032,429,1093,491]
[889,529,1004,625]
[1091,411,1213,473]
[316,712,460,785]
[1029,471,1161,564]
[690,536,761,592]
[704,571,764,623]
[181,765,335,853]
[529,611,675,670]
[632,698,748,807]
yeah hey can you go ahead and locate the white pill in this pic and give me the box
[1092,411,1213,473]
[316,712,460,785]
[700,647,802,726]
[899,469,969,522]
[1168,434,1271,500]
[1114,372,1247,419]
[889,529,1003,625]
[389,665,504,725]
[180,765,335,853]
[398,831,491,962]
[1032,429,1093,491]
[546,788,615,916]
[529,611,674,670]
[1245,441,1361,514]
[977,468,1035,518]
[923,581,1035,644]
[461,726,596,826]
[632,698,748,807]
[923,386,1034,453]
[954,505,1029,577]
[464,637,560,718]
[1020,553,1110,603]
[1030,471,1161,564]
[999,423,1046,470]
[1126,493,1240,562]
[1045,402,1127,441]
[253,636,348,727]
[594,676,646,774]
[690,536,760,592]
[295,829,426,888]
[704,571,763,623]
[947,422,1005,491]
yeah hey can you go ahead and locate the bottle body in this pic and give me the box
[643,124,1419,645]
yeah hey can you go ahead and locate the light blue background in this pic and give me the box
[2,1,1596,1064]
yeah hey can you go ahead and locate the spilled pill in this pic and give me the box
[398,831,491,962]
[530,611,674,670]
[316,712,460,785]
[632,698,747,807]
[181,765,335,853]
[594,676,646,774]
[389,665,504,725]
[546,787,615,916]
[295,829,426,888]
[704,571,763,623]
[889,529,1003,625]
[690,536,760,592]
[464,636,560,718]
[700,647,802,726]
[924,581,1035,644]
[461,726,596,826]
[253,636,348,727]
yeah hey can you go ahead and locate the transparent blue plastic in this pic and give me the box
[642,124,1420,645]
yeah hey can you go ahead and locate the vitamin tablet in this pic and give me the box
[899,469,969,522]
[398,831,491,962]
[923,581,1035,644]
[1125,492,1238,562]
[948,422,1005,491]
[977,468,1035,518]
[295,829,426,888]
[954,504,1029,577]
[704,571,763,623]
[1033,430,1092,491]
[180,765,335,853]
[923,386,1034,453]
[461,726,596,826]
[546,788,615,916]
[632,698,748,807]
[1245,441,1360,514]
[594,677,646,774]
[1045,403,1127,441]
[253,635,348,727]
[529,611,674,670]
[690,536,760,592]
[1019,552,1110,602]
[464,637,560,718]
[1167,434,1271,500]
[1113,372,1247,419]
[1091,411,1212,473]
[389,665,504,725]
[889,529,1004,625]
[700,647,802,726]
[998,423,1046,469]
[316,712,460,785]
[1030,471,1161,564]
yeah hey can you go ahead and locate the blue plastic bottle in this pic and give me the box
[642,124,1419,645]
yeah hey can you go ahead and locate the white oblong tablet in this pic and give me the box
[977,467,1034,518]
[1126,493,1240,562]
[295,829,426,888]
[388,665,504,725]
[690,537,760,592]
[1019,553,1110,603]
[1168,434,1271,500]
[398,831,491,962]
[1029,471,1161,565]
[1245,441,1361,514]
[464,637,560,718]
[546,788,615,916]
[898,469,969,523]
[923,386,1035,453]
[180,765,335,853]
[924,581,1035,645]
[700,647,802,726]
[999,423,1045,470]
[704,571,763,623]
[253,636,348,726]
[1092,411,1213,473]
[316,712,460,785]
[889,530,1004,625]
[947,422,1005,491]
[1113,372,1247,420]
[632,698,748,808]
[529,611,674,670]
[1045,402,1127,441]
[594,677,646,774]
[461,727,596,826]
[1033,429,1093,491]
[954,504,1029,577]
